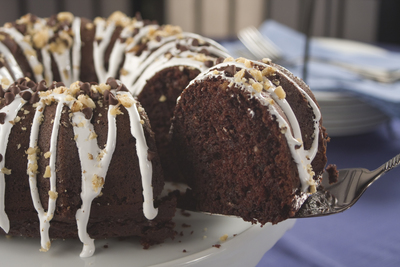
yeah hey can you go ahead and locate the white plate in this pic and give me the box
[0,208,295,267]
[313,91,389,136]
[313,37,388,56]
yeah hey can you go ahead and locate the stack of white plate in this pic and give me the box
[314,91,390,136]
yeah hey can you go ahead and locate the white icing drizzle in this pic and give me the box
[93,19,116,83]
[118,91,158,219]
[0,27,44,82]
[72,17,82,82]
[0,67,14,85]
[0,41,24,81]
[0,94,27,233]
[51,49,72,86]
[41,47,53,84]
[188,61,321,192]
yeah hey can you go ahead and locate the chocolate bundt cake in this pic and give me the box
[171,57,329,224]
[0,11,230,180]
[0,77,176,257]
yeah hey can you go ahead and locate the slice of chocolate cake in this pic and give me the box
[171,57,329,224]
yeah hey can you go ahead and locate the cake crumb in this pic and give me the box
[326,164,339,184]
[182,223,191,228]
[212,244,221,248]
[219,234,228,242]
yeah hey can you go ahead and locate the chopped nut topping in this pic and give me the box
[274,86,286,100]
[223,57,234,63]
[108,11,131,27]
[262,58,272,64]
[159,95,166,102]
[1,77,10,87]
[96,83,111,95]
[1,167,11,175]
[27,163,38,176]
[57,12,74,24]
[88,153,94,160]
[48,190,58,200]
[33,64,43,75]
[85,22,94,30]
[32,29,49,49]
[250,69,263,82]
[89,132,98,140]
[117,94,135,107]
[43,166,51,178]
[252,82,263,93]
[234,69,245,83]
[262,66,276,77]
[110,106,123,116]
[244,59,252,68]
[71,100,83,112]
[44,151,51,159]
[92,174,105,193]
[77,94,96,109]
[119,68,129,76]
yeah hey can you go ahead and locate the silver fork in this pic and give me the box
[238,26,400,83]
[237,26,283,62]
[295,153,400,218]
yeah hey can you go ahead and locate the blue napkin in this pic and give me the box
[221,20,400,118]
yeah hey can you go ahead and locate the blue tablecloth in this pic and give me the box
[257,118,400,266]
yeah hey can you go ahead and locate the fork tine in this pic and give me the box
[238,26,283,61]
[238,30,269,60]
[249,26,283,59]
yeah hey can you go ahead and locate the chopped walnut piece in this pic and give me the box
[250,69,263,82]
[92,174,105,193]
[110,106,123,116]
[159,95,167,102]
[262,66,276,77]
[57,12,74,23]
[120,68,129,76]
[77,94,96,109]
[44,152,51,159]
[117,94,135,108]
[1,167,11,175]
[43,166,51,178]
[89,132,98,140]
[48,190,58,200]
[223,57,234,63]
[32,29,49,49]
[252,82,263,93]
[85,23,94,30]
[262,58,272,64]
[274,86,286,100]
[71,100,83,112]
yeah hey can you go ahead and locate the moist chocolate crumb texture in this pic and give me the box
[0,11,230,181]
[171,57,329,224]
[0,77,176,257]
